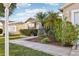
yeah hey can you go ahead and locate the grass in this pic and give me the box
[9,35,52,56]
[9,35,23,40]
[0,35,22,56]
[9,44,52,56]
[0,35,52,56]
[0,36,4,56]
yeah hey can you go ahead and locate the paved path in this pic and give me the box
[10,36,79,56]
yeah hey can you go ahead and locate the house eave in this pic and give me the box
[60,3,73,10]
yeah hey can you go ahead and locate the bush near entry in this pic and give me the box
[44,17,78,46]
[20,29,38,36]
[41,37,50,44]
[62,22,78,46]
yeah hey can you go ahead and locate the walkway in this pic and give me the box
[10,36,79,56]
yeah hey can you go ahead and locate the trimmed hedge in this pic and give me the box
[20,29,38,36]
[41,37,50,44]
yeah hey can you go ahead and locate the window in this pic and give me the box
[74,12,79,25]
[71,9,79,25]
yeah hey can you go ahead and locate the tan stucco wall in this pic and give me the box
[25,22,35,29]
[62,3,79,21]
[9,21,41,34]
[9,23,25,35]
[15,23,25,34]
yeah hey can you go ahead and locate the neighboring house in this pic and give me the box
[9,18,42,35]
[25,18,42,29]
[9,22,25,35]
[0,19,15,35]
[60,3,79,25]
[25,18,36,29]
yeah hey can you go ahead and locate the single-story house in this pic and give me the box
[9,22,25,35]
[0,19,15,35]
[9,18,42,35]
[60,3,79,25]
[0,18,42,35]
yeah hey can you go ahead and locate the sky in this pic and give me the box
[9,3,63,22]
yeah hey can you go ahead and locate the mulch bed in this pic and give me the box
[25,37,72,48]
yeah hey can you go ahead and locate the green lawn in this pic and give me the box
[0,36,4,56]
[0,35,52,56]
[0,35,22,56]
[0,36,21,56]
[9,35,23,40]
[9,44,51,56]
[9,35,52,56]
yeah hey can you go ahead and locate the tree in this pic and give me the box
[0,3,16,17]
[36,12,47,35]
[44,12,62,41]
[44,12,59,30]
[36,12,47,26]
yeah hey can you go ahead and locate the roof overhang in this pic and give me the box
[60,3,73,11]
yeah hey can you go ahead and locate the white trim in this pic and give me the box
[71,9,79,25]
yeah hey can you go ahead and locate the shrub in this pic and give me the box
[20,29,31,36]
[47,30,55,41]
[38,11,78,46]
[44,18,62,42]
[37,29,47,40]
[76,25,79,36]
[62,22,78,46]
[38,35,47,40]
[20,29,38,36]
[53,19,78,46]
[37,29,44,36]
[44,16,78,46]
[31,29,38,36]
[53,19,62,42]
[0,28,3,34]
[38,34,47,40]
[41,37,50,43]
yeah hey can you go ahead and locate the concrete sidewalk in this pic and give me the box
[10,37,79,56]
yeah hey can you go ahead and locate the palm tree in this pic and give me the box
[44,12,59,29]
[36,12,47,26]
[36,12,47,35]
[44,12,62,41]
[0,3,16,17]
